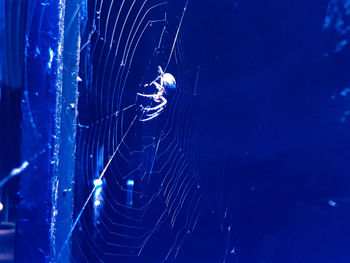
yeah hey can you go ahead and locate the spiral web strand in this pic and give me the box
[61,1,203,262]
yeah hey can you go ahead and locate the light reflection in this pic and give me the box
[126,179,134,206]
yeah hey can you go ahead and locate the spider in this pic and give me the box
[137,66,176,121]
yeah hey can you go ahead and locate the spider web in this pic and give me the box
[63,1,203,262]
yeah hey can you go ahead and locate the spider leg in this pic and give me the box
[146,107,164,117]
[148,81,163,92]
[137,70,167,121]
[158,66,164,75]
[144,96,167,111]
[140,106,164,121]
[140,111,162,121]
[137,93,157,98]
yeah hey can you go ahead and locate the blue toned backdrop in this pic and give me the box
[2,0,350,263]
[177,0,350,262]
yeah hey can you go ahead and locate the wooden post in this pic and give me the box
[16,1,80,262]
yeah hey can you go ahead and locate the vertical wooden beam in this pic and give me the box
[16,0,80,262]
[50,0,81,262]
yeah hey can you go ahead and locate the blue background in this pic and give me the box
[177,0,350,262]
[1,0,350,262]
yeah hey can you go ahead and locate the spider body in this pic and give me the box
[137,66,176,121]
